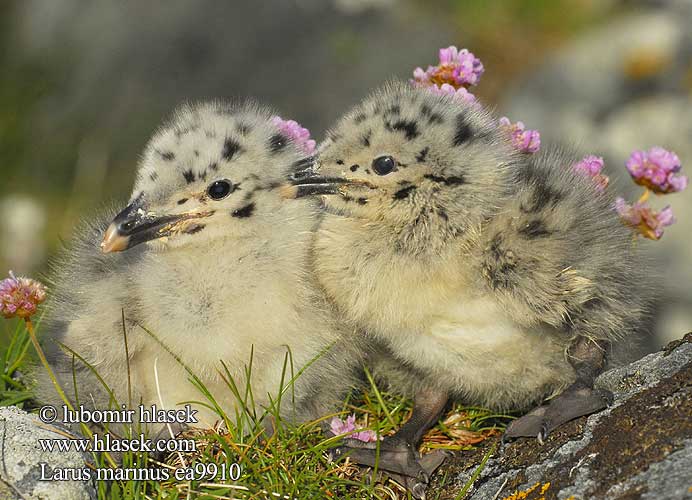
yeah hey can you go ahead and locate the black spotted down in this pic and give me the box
[424,174,466,186]
[269,134,287,154]
[416,147,429,163]
[236,122,252,136]
[452,113,474,146]
[354,113,366,124]
[350,164,360,172]
[222,137,243,161]
[361,130,372,147]
[232,202,256,218]
[519,165,564,213]
[426,111,444,125]
[393,185,416,200]
[391,120,420,140]
[519,219,552,239]
[183,169,195,184]
[159,150,175,161]
[386,104,401,116]
[484,234,518,290]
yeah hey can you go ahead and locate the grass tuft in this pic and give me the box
[2,318,512,499]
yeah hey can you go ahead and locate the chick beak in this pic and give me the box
[101,199,185,254]
[101,223,129,253]
[285,173,350,199]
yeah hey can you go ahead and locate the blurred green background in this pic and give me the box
[1,0,691,345]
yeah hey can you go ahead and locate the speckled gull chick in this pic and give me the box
[289,82,651,498]
[34,101,360,438]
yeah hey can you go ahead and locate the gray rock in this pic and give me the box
[0,405,96,500]
[430,332,692,499]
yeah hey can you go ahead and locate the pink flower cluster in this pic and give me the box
[427,83,476,104]
[625,147,687,194]
[270,116,316,155]
[410,45,686,240]
[572,155,609,192]
[615,198,675,240]
[0,271,46,319]
[413,46,484,88]
[499,117,541,154]
[568,147,684,239]
[329,414,378,443]
[412,46,483,103]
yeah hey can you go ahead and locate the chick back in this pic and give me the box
[475,146,653,347]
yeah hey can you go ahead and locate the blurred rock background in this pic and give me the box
[0,0,689,349]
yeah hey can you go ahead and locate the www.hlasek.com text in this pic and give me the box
[38,432,196,454]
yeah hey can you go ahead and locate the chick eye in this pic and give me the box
[372,156,396,176]
[207,180,233,200]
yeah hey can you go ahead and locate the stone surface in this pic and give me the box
[0,405,96,500]
[431,332,692,499]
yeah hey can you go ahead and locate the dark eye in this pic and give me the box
[372,156,396,176]
[207,180,233,200]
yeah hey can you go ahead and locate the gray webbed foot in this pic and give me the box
[503,383,612,442]
[330,437,448,500]
[329,386,449,497]
[330,435,430,482]
[385,451,449,500]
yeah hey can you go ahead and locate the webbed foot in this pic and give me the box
[330,436,448,499]
[503,383,612,442]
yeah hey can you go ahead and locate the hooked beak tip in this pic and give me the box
[100,223,130,254]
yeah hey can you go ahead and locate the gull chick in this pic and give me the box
[290,83,650,496]
[35,102,357,436]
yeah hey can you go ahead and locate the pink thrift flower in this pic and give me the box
[427,83,477,103]
[328,415,378,443]
[412,46,484,90]
[615,197,675,240]
[270,116,316,155]
[499,117,541,154]
[572,155,609,192]
[330,414,356,435]
[573,155,604,176]
[0,271,47,319]
[625,147,687,194]
[351,429,378,443]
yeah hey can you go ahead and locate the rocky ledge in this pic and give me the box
[431,332,692,499]
[0,405,96,500]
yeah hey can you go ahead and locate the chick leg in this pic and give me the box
[504,337,612,442]
[330,386,448,494]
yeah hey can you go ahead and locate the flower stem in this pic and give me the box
[637,188,650,203]
[25,318,75,412]
[25,318,117,468]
